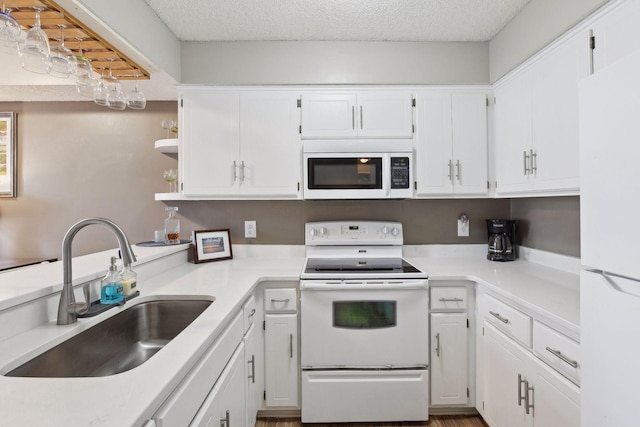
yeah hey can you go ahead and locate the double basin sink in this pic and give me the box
[4,296,214,378]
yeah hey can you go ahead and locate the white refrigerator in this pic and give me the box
[580,48,640,427]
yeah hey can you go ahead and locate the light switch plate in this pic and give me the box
[457,219,469,237]
[245,220,257,238]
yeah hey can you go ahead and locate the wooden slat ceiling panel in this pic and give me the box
[4,0,149,80]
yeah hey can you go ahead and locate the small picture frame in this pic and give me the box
[192,229,233,263]
[0,112,17,198]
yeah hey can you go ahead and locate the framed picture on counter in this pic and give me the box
[0,112,17,198]
[192,229,233,263]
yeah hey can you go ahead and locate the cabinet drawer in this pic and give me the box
[154,313,243,427]
[431,287,467,311]
[533,320,581,385]
[264,288,297,313]
[242,295,257,332]
[484,294,531,347]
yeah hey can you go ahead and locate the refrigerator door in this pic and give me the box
[581,269,640,427]
[579,49,640,279]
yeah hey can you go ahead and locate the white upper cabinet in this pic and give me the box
[179,89,301,199]
[415,90,488,197]
[591,0,640,73]
[300,91,414,139]
[494,31,589,196]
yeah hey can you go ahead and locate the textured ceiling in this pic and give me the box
[144,0,531,42]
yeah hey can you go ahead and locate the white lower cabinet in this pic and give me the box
[263,288,299,408]
[481,322,579,427]
[430,312,468,406]
[191,342,247,427]
[244,323,260,427]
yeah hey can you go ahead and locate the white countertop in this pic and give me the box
[0,244,579,427]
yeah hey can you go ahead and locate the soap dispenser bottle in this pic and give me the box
[164,206,180,244]
[121,264,137,297]
[100,256,124,304]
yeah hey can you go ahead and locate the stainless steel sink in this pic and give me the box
[5,297,214,378]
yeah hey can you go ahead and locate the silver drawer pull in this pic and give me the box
[439,297,464,302]
[271,298,290,303]
[545,346,579,368]
[489,311,509,324]
[435,333,440,358]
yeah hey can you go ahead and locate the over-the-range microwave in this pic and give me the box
[303,139,413,199]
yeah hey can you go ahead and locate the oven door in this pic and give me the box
[300,280,429,368]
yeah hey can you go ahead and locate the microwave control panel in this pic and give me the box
[390,157,410,189]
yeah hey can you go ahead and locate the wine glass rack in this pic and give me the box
[5,0,149,80]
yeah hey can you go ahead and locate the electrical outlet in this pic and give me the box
[457,219,470,237]
[245,220,257,238]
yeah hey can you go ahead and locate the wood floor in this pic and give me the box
[257,415,488,427]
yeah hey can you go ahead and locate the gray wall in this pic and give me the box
[181,41,490,85]
[0,102,580,261]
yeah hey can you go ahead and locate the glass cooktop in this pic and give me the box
[303,257,422,275]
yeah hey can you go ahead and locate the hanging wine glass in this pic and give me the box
[126,74,146,110]
[0,4,22,55]
[94,67,109,106]
[105,58,126,110]
[20,7,52,74]
[50,25,77,78]
[74,38,96,98]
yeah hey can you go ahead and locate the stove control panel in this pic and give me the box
[305,221,403,245]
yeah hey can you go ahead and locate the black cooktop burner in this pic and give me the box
[304,258,421,274]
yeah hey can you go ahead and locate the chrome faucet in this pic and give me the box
[57,218,137,325]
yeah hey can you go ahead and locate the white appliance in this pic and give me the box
[303,139,413,199]
[579,48,640,427]
[299,221,429,423]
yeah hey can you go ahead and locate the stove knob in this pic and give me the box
[319,227,328,236]
[391,227,400,237]
[381,226,389,235]
[309,228,318,237]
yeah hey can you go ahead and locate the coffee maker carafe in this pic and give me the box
[486,219,517,261]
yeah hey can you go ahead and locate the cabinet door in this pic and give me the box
[482,323,529,427]
[190,343,246,427]
[592,0,640,73]
[529,358,580,427]
[451,93,488,195]
[264,314,299,407]
[181,92,240,196]
[414,92,454,196]
[493,72,533,195]
[431,313,468,406]
[357,92,414,138]
[300,93,358,138]
[530,33,587,193]
[239,92,301,197]
[244,323,261,427]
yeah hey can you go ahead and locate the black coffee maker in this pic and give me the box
[486,219,517,261]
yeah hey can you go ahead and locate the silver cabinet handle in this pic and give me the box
[232,161,238,181]
[523,150,530,175]
[530,149,537,175]
[545,346,579,368]
[360,105,363,129]
[524,380,534,415]
[518,374,526,407]
[247,354,255,383]
[455,160,461,181]
[220,410,230,427]
[435,332,440,358]
[289,333,293,358]
[270,298,290,303]
[240,161,245,182]
[447,160,453,182]
[489,311,509,324]
[439,297,464,302]
[352,106,355,130]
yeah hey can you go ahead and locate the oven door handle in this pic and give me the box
[300,282,428,291]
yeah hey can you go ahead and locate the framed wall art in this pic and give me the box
[192,229,233,263]
[0,112,16,198]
